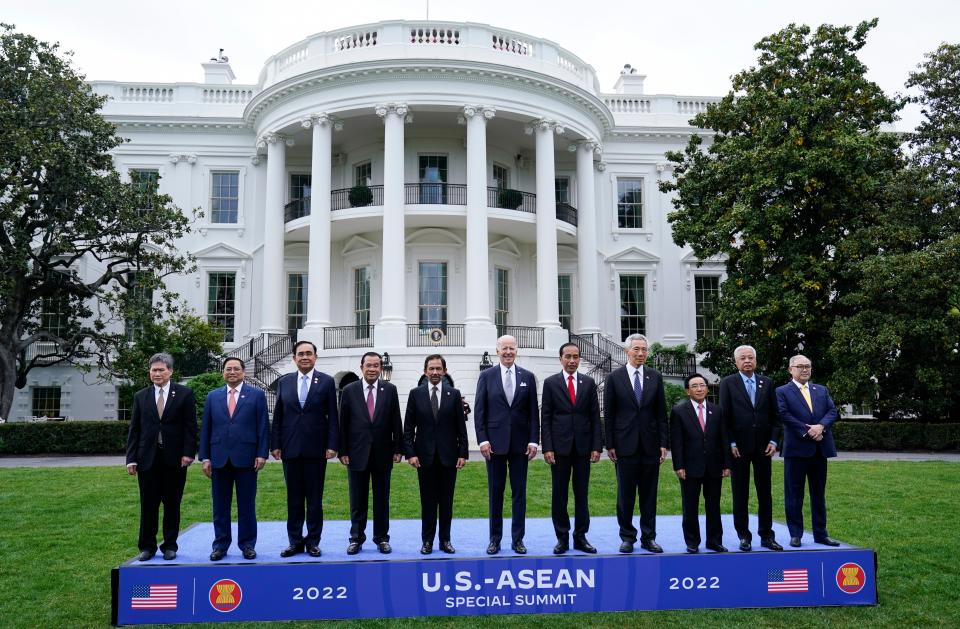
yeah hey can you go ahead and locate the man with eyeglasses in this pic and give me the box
[776,355,840,548]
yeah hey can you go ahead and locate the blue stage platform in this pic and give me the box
[112,515,876,624]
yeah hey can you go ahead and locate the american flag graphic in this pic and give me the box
[130,584,178,609]
[767,568,809,593]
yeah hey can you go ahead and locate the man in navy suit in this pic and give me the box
[271,341,339,558]
[339,352,403,555]
[671,373,731,553]
[199,357,269,561]
[776,354,840,548]
[603,333,668,553]
[125,352,197,561]
[404,354,468,554]
[719,345,783,551]
[474,334,540,555]
[541,342,602,554]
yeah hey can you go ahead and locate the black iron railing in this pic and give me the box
[496,325,544,349]
[323,325,375,349]
[487,187,536,213]
[651,353,699,378]
[331,185,384,210]
[404,183,467,205]
[406,324,465,347]
[283,197,310,222]
[556,202,578,226]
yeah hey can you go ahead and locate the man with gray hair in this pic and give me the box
[125,353,198,561]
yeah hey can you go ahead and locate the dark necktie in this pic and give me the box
[633,370,643,403]
[366,384,375,421]
[431,386,439,420]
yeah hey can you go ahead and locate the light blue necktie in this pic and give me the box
[633,370,643,403]
[299,374,309,407]
[746,378,756,406]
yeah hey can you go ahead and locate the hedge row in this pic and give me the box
[833,421,960,451]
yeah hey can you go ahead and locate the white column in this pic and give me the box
[527,119,564,334]
[301,114,341,341]
[463,105,498,349]
[573,140,602,333]
[375,103,408,347]
[258,132,289,334]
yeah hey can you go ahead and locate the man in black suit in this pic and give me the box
[542,342,602,554]
[671,373,731,553]
[404,354,468,554]
[339,351,403,555]
[603,333,668,553]
[271,341,340,558]
[125,352,197,561]
[719,344,783,552]
[474,334,540,555]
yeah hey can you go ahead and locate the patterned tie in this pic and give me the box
[504,369,514,406]
[431,386,439,420]
[746,378,756,406]
[366,384,375,421]
[567,374,576,405]
[299,374,309,408]
[633,370,643,404]
[801,384,813,413]
[227,388,237,417]
[697,403,706,432]
[156,387,165,446]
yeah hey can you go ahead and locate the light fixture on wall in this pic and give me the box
[479,351,493,372]
[381,352,393,381]
[515,153,526,169]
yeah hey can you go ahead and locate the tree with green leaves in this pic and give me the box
[659,19,903,385]
[828,43,960,420]
[0,24,195,419]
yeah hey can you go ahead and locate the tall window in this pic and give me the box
[617,178,643,228]
[354,267,371,336]
[555,177,570,204]
[39,293,68,338]
[32,386,61,419]
[210,171,239,223]
[695,276,721,340]
[495,268,509,332]
[492,164,510,190]
[418,262,448,329]
[619,275,646,339]
[290,174,311,207]
[558,275,572,331]
[117,386,132,422]
[130,169,159,210]
[207,272,236,342]
[125,271,154,341]
[354,161,372,186]
[287,273,307,338]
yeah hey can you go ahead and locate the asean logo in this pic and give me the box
[209,579,243,612]
[835,562,866,594]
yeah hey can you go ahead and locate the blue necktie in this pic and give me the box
[746,378,756,406]
[633,370,643,403]
[299,374,309,407]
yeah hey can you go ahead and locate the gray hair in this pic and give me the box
[496,334,517,349]
[733,345,757,360]
[148,352,174,370]
[623,333,648,348]
[789,354,811,367]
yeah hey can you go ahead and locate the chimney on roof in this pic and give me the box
[202,49,235,84]
[613,63,645,94]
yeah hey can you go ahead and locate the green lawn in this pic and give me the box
[0,460,957,627]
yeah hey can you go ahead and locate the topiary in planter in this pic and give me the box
[497,188,524,210]
[348,184,373,207]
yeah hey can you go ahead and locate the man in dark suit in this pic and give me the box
[719,345,784,552]
[671,373,731,553]
[125,352,197,561]
[339,351,403,555]
[271,341,339,558]
[541,342,602,554]
[404,354,468,554]
[776,354,840,548]
[604,333,668,553]
[474,334,540,555]
[199,357,269,561]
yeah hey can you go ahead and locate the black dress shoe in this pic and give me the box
[739,539,752,552]
[242,548,257,560]
[137,550,155,562]
[377,541,392,554]
[686,545,699,554]
[573,539,597,554]
[511,541,527,554]
[486,540,501,555]
[280,544,304,558]
[761,539,783,551]
[306,546,322,557]
[420,542,433,555]
[815,536,841,547]
[346,542,361,555]
[553,541,569,555]
[789,537,802,547]
[162,549,177,561]
[641,540,664,553]
[440,541,456,554]
[209,549,226,561]
[705,543,728,553]
[619,541,634,553]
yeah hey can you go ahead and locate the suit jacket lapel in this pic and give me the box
[788,383,813,417]
[621,368,640,410]
[735,375,751,406]
[372,380,386,422]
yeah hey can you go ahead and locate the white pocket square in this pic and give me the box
[520,382,528,387]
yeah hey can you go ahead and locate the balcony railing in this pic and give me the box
[331,185,385,211]
[20,341,67,367]
[324,325,375,349]
[284,197,310,222]
[651,353,699,378]
[496,325,544,349]
[404,183,467,205]
[487,187,536,213]
[406,324,465,347]
[556,202,578,226]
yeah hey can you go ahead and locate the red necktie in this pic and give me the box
[228,388,237,417]
[567,374,576,405]
[366,384,375,421]
[697,403,705,432]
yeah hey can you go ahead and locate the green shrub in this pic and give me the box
[348,184,373,207]
[0,421,129,455]
[833,421,960,451]
[497,188,524,209]
[664,382,686,418]
[186,371,225,420]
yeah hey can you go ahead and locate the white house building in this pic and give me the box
[11,21,725,436]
